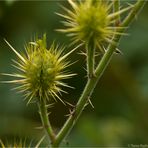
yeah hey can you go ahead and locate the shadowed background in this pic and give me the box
[0,0,148,147]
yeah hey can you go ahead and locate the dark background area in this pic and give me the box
[0,0,148,147]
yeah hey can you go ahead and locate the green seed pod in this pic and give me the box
[57,0,131,52]
[3,34,75,104]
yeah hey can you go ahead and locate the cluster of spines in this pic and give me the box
[2,34,75,105]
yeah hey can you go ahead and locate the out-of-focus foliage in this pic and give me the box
[0,1,148,147]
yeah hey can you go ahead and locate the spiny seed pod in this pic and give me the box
[57,0,131,52]
[0,136,44,148]
[3,34,75,104]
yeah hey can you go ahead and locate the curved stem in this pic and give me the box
[38,99,55,143]
[52,0,146,147]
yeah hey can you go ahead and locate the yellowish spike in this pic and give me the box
[4,39,26,63]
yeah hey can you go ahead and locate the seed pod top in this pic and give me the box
[57,0,130,52]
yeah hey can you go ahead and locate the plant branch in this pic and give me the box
[38,99,55,144]
[51,0,146,147]
[122,0,146,27]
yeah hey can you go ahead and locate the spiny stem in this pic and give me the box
[51,0,146,147]
[122,0,146,27]
[52,77,97,147]
[86,40,95,79]
[38,99,55,144]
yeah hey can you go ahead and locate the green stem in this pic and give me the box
[86,40,95,78]
[38,99,55,144]
[122,0,146,26]
[52,0,146,147]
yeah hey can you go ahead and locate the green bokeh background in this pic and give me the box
[0,0,148,147]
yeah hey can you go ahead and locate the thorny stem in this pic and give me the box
[51,0,146,147]
[38,99,55,144]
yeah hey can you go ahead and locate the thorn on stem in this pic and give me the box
[88,98,94,109]
[65,103,76,118]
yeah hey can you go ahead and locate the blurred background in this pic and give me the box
[0,0,148,147]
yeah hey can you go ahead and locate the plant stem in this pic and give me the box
[86,40,95,78]
[122,0,146,27]
[38,99,55,144]
[51,0,146,147]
